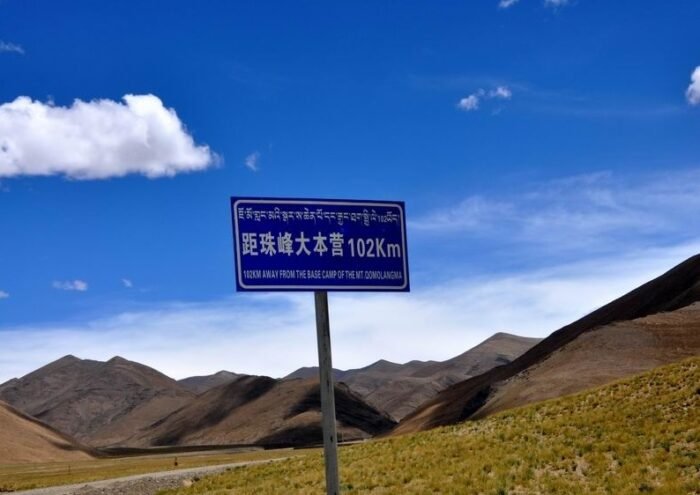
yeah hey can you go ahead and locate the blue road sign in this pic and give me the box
[231,197,409,291]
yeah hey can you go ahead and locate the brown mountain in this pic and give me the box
[285,332,539,421]
[284,367,346,381]
[127,375,396,448]
[0,400,95,463]
[474,302,700,418]
[345,333,540,420]
[178,371,242,394]
[0,355,194,445]
[395,254,700,435]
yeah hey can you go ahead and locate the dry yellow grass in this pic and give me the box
[161,356,700,494]
[0,448,315,492]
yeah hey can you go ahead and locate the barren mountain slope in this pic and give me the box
[475,302,700,418]
[0,400,94,464]
[0,355,194,444]
[411,333,541,378]
[86,392,202,447]
[283,367,346,381]
[285,333,539,421]
[178,371,242,395]
[342,333,540,420]
[129,376,395,447]
[395,253,700,435]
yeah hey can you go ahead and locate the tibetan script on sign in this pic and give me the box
[231,197,409,291]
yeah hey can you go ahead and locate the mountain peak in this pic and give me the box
[34,354,83,372]
[55,354,81,364]
[0,354,193,443]
[482,332,542,346]
[178,370,246,394]
[214,370,238,377]
[362,359,401,373]
[107,356,130,364]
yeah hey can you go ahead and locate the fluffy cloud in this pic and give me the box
[0,290,8,299]
[121,278,133,288]
[52,280,88,292]
[489,86,512,99]
[687,67,700,105]
[457,86,512,112]
[0,41,24,54]
[0,95,216,179]
[457,94,480,111]
[244,151,260,172]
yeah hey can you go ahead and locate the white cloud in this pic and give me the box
[489,86,512,99]
[0,41,24,54]
[0,291,8,299]
[52,280,88,292]
[411,169,700,252]
[1,241,697,383]
[244,151,260,172]
[0,95,216,180]
[498,0,569,10]
[121,278,133,288]
[457,94,480,111]
[498,0,520,9]
[686,67,700,106]
[458,86,512,112]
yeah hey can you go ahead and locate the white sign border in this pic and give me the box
[232,198,409,291]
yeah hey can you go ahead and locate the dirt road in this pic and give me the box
[12,459,278,495]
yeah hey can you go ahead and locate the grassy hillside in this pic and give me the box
[161,356,700,494]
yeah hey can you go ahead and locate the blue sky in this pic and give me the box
[1,1,700,381]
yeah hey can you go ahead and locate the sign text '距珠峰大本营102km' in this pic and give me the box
[231,197,409,291]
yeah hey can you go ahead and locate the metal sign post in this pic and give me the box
[314,290,339,495]
[230,197,409,495]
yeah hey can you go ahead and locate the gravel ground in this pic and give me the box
[12,459,278,495]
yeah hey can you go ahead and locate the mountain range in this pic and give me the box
[2,254,699,462]
[285,332,540,420]
[0,331,534,450]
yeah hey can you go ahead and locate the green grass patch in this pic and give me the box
[160,357,700,494]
